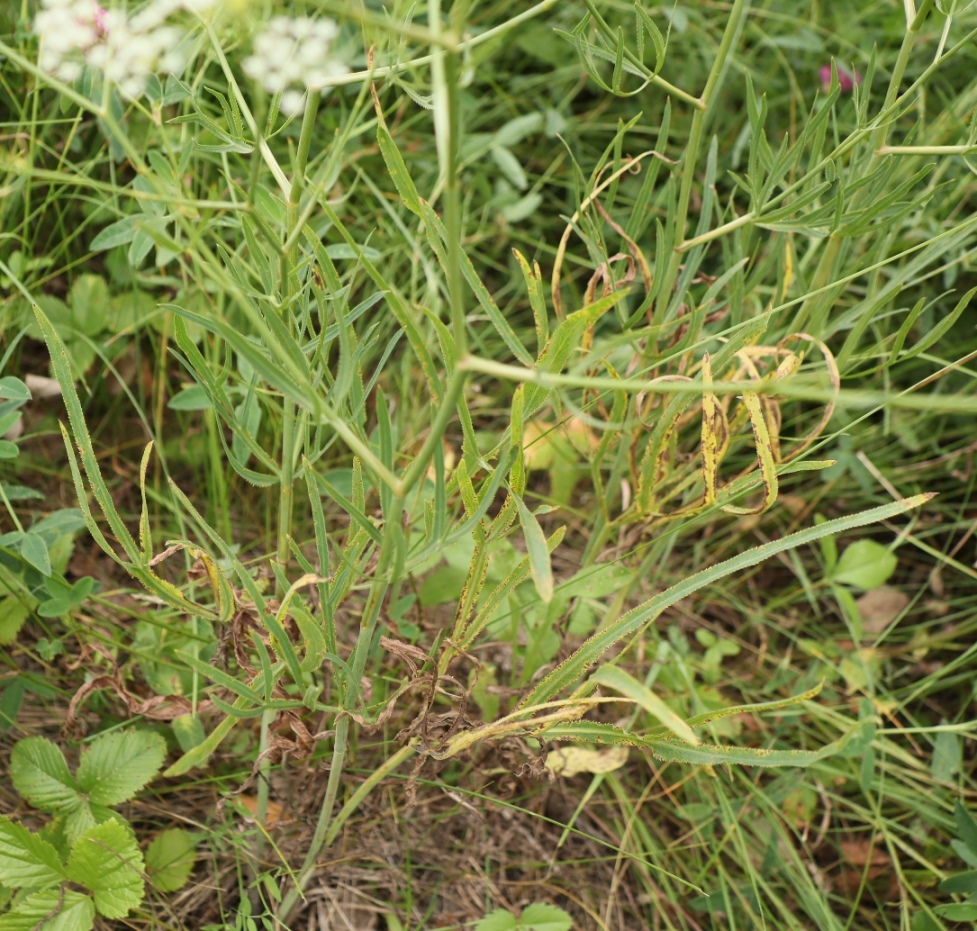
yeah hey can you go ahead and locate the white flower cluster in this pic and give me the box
[33,0,219,99]
[242,16,346,117]
[34,0,104,83]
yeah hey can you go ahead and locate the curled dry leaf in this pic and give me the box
[545,745,629,778]
[236,795,287,827]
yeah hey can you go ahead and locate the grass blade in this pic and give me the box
[519,494,934,709]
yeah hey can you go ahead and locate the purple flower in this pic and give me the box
[820,63,862,94]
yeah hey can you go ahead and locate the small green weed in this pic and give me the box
[0,729,196,927]
[476,903,573,931]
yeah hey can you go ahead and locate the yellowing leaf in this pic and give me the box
[544,745,629,778]
[237,795,286,826]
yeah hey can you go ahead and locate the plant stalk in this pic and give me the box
[653,0,750,322]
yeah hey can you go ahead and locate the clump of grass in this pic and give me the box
[2,0,977,928]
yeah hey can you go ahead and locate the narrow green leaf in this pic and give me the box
[509,385,527,496]
[955,801,977,857]
[887,296,929,365]
[164,304,312,413]
[541,720,649,747]
[512,250,548,353]
[163,706,240,777]
[302,471,357,628]
[934,903,977,921]
[520,495,933,708]
[681,682,823,730]
[376,121,424,217]
[293,602,328,675]
[90,217,137,251]
[34,308,214,619]
[524,291,627,418]
[514,494,554,603]
[591,667,699,745]
[169,649,258,703]
[645,726,859,767]
[137,442,153,561]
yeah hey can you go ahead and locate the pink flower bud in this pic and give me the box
[820,63,862,94]
[92,1,109,37]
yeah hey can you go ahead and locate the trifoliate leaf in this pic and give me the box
[0,816,66,888]
[66,820,144,919]
[0,888,94,931]
[0,598,31,644]
[146,829,198,892]
[75,730,166,806]
[519,904,573,931]
[474,903,573,931]
[476,909,518,931]
[10,737,82,815]
[63,804,98,848]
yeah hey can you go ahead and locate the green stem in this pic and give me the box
[877,144,977,155]
[791,232,842,335]
[794,0,933,336]
[279,741,416,920]
[287,89,321,267]
[580,0,701,109]
[430,0,467,358]
[396,369,467,497]
[871,0,934,154]
[324,742,417,845]
[279,5,474,919]
[260,85,325,897]
[204,22,290,195]
[653,0,749,321]
[277,492,406,922]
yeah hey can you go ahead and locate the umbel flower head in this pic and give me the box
[243,16,346,117]
[33,0,219,99]
[33,0,105,82]
[85,10,185,99]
